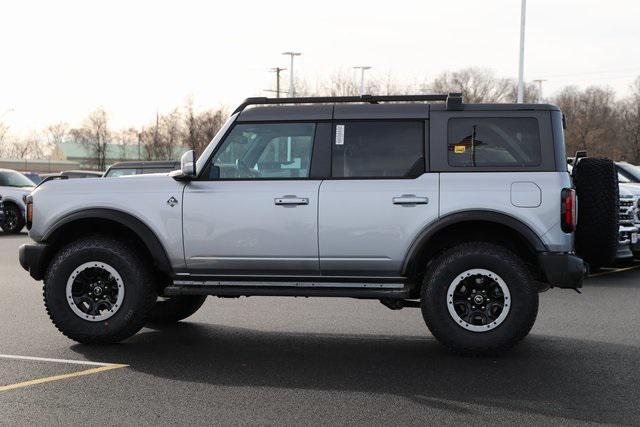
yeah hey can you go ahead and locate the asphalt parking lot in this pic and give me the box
[1,233,640,425]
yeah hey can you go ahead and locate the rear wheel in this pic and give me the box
[148,296,207,324]
[421,242,538,355]
[44,236,157,344]
[2,204,25,234]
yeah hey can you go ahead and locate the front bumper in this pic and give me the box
[538,252,586,289]
[18,243,49,280]
[617,225,637,260]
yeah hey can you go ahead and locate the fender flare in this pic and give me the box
[401,210,548,275]
[1,196,26,213]
[43,208,172,274]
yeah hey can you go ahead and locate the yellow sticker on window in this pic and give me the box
[454,145,466,153]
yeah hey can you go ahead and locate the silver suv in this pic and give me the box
[20,94,610,355]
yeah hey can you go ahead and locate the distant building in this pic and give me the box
[53,142,186,171]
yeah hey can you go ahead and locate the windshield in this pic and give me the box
[195,113,238,175]
[0,171,35,187]
[617,163,640,183]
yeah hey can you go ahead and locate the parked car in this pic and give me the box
[41,170,103,180]
[103,161,180,178]
[616,162,640,183]
[22,172,42,185]
[614,164,640,257]
[617,186,638,261]
[0,169,35,233]
[20,94,619,355]
[0,196,5,226]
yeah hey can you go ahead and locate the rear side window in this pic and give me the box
[447,118,541,167]
[332,121,424,178]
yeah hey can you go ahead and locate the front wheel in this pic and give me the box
[2,204,25,234]
[421,242,538,355]
[44,236,157,344]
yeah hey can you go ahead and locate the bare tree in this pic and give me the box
[319,70,360,96]
[427,67,512,103]
[0,120,10,157]
[69,108,110,170]
[507,81,541,103]
[6,134,45,159]
[553,86,621,158]
[183,101,226,156]
[619,77,640,163]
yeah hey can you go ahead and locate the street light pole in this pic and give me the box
[353,66,372,96]
[267,67,287,98]
[282,52,301,97]
[517,0,527,103]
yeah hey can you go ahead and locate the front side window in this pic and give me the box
[209,123,316,179]
[332,121,424,178]
[447,118,541,167]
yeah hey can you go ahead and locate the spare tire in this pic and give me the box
[572,157,619,269]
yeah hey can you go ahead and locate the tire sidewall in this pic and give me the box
[422,246,538,351]
[45,244,152,339]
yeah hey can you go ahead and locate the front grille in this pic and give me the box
[620,199,635,224]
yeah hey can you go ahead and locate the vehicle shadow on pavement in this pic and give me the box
[71,324,639,424]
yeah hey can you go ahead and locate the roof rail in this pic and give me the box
[232,93,463,115]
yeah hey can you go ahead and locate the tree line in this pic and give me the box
[1,67,640,167]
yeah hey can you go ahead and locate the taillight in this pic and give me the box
[561,188,576,232]
[25,195,33,230]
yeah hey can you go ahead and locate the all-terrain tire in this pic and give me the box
[148,296,207,324]
[572,157,619,269]
[1,204,25,234]
[421,242,539,356]
[44,235,158,344]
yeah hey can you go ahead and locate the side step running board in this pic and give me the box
[165,279,410,299]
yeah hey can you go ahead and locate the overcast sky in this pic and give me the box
[1,0,639,135]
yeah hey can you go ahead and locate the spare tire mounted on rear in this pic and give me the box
[572,157,619,269]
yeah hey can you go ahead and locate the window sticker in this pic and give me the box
[335,125,345,145]
[454,145,466,154]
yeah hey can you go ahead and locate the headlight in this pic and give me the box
[25,195,33,230]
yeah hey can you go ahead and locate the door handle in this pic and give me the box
[392,195,428,205]
[275,196,309,206]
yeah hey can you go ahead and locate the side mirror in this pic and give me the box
[180,150,197,177]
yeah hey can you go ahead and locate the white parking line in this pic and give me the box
[0,354,118,367]
[0,353,128,393]
[590,264,640,278]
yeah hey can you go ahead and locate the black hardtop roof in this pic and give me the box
[108,160,180,169]
[235,94,559,122]
[238,101,560,122]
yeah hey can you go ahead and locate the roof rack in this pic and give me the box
[232,93,463,115]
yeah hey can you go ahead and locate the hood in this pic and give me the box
[33,172,177,195]
[620,182,640,197]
